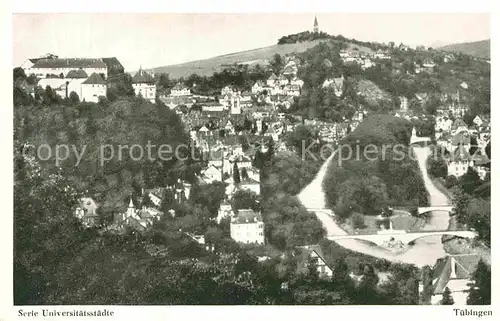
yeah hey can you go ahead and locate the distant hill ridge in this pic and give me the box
[150,38,374,79]
[438,39,490,60]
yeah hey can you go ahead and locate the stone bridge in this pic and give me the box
[306,208,335,216]
[418,205,454,215]
[327,230,476,246]
[410,135,432,145]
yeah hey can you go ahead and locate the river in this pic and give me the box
[298,146,451,268]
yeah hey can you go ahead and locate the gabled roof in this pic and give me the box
[82,73,106,85]
[132,69,155,84]
[268,73,277,81]
[432,255,481,294]
[66,69,89,79]
[101,57,124,72]
[32,58,107,69]
[296,245,332,275]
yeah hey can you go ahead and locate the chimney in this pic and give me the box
[450,257,457,279]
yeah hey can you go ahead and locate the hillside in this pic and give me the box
[438,39,490,60]
[150,39,373,78]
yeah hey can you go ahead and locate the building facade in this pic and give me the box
[132,69,156,103]
[230,209,265,244]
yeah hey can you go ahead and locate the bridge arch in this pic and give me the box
[327,235,388,247]
[418,206,454,215]
[401,231,476,245]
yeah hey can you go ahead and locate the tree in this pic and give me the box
[467,259,491,305]
[356,264,380,304]
[286,124,316,158]
[441,287,455,305]
[445,175,459,189]
[270,54,284,75]
[142,193,153,208]
[231,189,259,211]
[351,212,366,229]
[459,167,482,195]
[466,198,490,245]
[69,91,80,104]
[428,157,448,178]
[13,67,27,81]
[233,162,241,184]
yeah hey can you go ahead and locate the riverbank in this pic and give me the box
[297,146,453,268]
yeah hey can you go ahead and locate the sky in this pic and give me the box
[13,13,490,71]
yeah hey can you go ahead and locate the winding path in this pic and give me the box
[298,146,451,268]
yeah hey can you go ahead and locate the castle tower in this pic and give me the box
[313,16,319,33]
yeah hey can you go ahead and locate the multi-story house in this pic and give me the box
[230,209,265,244]
[170,83,191,96]
[447,145,473,178]
[132,69,156,103]
[26,57,108,79]
[81,73,107,103]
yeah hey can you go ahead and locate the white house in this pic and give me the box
[297,245,333,278]
[435,116,454,133]
[239,177,261,196]
[252,80,265,94]
[447,145,473,178]
[170,83,191,96]
[81,73,107,103]
[277,74,289,86]
[26,57,108,79]
[200,164,222,184]
[65,69,89,99]
[132,69,156,103]
[202,102,225,112]
[230,209,265,244]
[266,73,278,87]
[399,96,409,111]
[473,115,483,127]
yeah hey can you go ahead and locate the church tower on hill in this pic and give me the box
[313,16,319,33]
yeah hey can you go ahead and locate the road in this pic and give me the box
[298,146,451,268]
